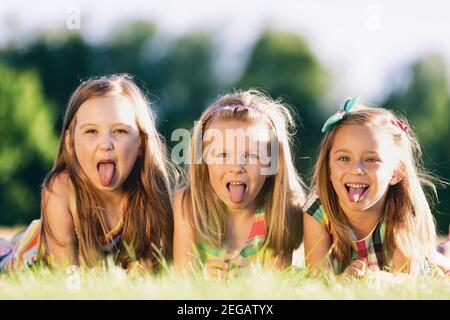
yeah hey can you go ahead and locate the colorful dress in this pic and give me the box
[195,208,274,266]
[304,195,389,274]
[304,195,431,274]
[0,217,124,273]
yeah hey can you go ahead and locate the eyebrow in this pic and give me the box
[79,123,132,129]
[333,148,351,154]
[333,148,379,155]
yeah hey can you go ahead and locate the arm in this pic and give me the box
[303,212,332,273]
[42,173,78,268]
[173,189,196,270]
[172,190,241,279]
[389,248,412,273]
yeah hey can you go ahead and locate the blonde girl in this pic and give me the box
[304,97,449,276]
[173,90,305,279]
[0,74,173,271]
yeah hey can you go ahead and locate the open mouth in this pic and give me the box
[226,181,247,204]
[97,160,116,187]
[345,183,369,203]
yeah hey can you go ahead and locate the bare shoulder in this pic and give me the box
[42,171,74,230]
[172,187,189,219]
[42,172,78,265]
[43,172,71,199]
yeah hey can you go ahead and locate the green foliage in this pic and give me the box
[383,54,450,233]
[235,29,329,179]
[1,32,92,132]
[0,64,58,224]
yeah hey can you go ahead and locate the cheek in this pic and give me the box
[255,176,267,191]
[375,167,395,186]
[118,137,140,158]
[245,166,266,189]
[206,165,223,185]
[372,160,394,177]
[74,139,94,162]
[328,163,342,189]
[328,160,341,177]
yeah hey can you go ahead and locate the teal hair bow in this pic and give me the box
[321,97,361,133]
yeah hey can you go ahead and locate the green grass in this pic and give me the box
[1,229,449,300]
[1,263,450,300]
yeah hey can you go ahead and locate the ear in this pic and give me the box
[389,168,403,186]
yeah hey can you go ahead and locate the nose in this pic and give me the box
[227,162,246,174]
[350,160,365,175]
[98,133,114,151]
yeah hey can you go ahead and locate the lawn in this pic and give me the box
[1,228,449,300]
[1,259,450,300]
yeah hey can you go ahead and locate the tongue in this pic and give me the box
[348,187,366,203]
[229,185,246,203]
[98,163,115,187]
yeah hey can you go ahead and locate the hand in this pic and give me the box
[204,257,230,280]
[343,260,367,278]
[204,252,248,280]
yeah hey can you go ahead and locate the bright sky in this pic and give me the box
[1,0,450,105]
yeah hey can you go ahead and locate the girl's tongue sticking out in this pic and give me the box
[98,162,115,187]
[227,182,246,203]
[346,184,369,203]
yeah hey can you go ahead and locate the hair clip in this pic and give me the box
[321,97,361,133]
[391,118,409,133]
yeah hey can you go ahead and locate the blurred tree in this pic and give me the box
[0,31,91,130]
[0,21,222,156]
[234,29,329,181]
[383,54,450,233]
[98,23,222,147]
[0,64,58,225]
[155,32,221,137]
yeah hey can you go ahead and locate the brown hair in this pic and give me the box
[41,74,173,269]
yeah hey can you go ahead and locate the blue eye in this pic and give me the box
[338,156,349,162]
[365,157,379,163]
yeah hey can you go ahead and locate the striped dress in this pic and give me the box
[195,208,273,266]
[0,218,125,273]
[304,195,389,274]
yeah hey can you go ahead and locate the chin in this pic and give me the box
[223,199,249,209]
[95,180,120,191]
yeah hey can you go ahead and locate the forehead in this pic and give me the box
[331,124,393,153]
[75,95,137,126]
[205,119,272,147]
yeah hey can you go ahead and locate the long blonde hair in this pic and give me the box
[182,89,305,256]
[41,74,173,268]
[312,104,438,266]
